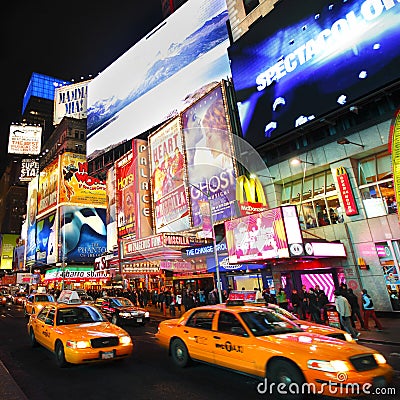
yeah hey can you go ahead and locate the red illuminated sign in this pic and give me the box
[336,167,358,216]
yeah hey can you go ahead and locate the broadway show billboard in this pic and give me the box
[53,80,90,125]
[149,117,190,233]
[26,176,39,265]
[36,213,57,266]
[182,82,237,228]
[8,124,42,155]
[38,158,58,215]
[115,140,152,240]
[0,234,19,270]
[59,206,107,263]
[87,0,231,155]
[59,152,106,206]
[229,0,400,146]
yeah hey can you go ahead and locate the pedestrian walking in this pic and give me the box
[276,287,288,310]
[334,289,360,340]
[347,288,365,329]
[362,289,383,331]
[290,288,302,317]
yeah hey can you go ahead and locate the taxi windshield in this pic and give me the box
[56,306,106,325]
[240,310,303,336]
[36,294,54,302]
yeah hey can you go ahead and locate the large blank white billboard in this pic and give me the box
[87,0,231,156]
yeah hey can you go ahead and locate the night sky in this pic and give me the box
[0,0,163,175]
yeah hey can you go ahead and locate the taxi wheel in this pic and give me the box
[29,328,38,348]
[267,359,305,399]
[171,338,191,368]
[55,341,68,368]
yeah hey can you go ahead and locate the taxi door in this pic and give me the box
[180,309,216,364]
[31,305,54,349]
[212,311,256,375]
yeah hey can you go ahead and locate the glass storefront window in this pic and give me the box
[302,177,313,200]
[313,174,325,196]
[375,242,400,311]
[303,202,317,228]
[358,153,396,218]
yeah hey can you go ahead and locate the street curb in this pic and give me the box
[358,339,400,347]
[0,360,29,400]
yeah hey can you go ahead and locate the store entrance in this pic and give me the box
[298,269,343,302]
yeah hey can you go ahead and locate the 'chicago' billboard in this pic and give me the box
[229,0,400,146]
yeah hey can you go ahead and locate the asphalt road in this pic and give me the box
[0,304,399,400]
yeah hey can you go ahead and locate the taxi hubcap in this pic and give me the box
[176,347,183,359]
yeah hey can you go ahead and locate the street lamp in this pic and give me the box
[172,177,223,303]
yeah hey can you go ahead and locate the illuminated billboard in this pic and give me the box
[8,124,42,155]
[19,158,39,182]
[36,213,57,265]
[106,165,117,251]
[182,82,237,228]
[0,234,19,270]
[59,152,106,206]
[53,80,90,125]
[26,176,39,265]
[228,0,400,147]
[149,117,190,233]
[38,158,59,215]
[115,140,152,239]
[59,206,107,263]
[87,0,231,155]
[225,206,303,263]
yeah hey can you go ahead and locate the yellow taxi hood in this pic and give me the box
[256,332,373,358]
[58,322,127,338]
[296,321,344,334]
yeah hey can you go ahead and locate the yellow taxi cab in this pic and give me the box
[244,301,355,343]
[24,292,55,318]
[27,290,133,367]
[155,302,393,398]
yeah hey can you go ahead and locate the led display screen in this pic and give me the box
[36,213,57,265]
[228,0,400,147]
[26,176,39,265]
[87,0,231,156]
[59,206,107,263]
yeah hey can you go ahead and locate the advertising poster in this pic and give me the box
[391,108,400,222]
[59,152,106,206]
[19,158,39,183]
[225,207,290,263]
[59,206,107,264]
[182,82,237,228]
[0,234,19,270]
[115,150,136,239]
[36,213,57,266]
[8,124,42,155]
[26,176,38,265]
[87,0,231,155]
[149,117,190,233]
[38,158,59,215]
[106,165,118,251]
[53,80,90,125]
[229,0,400,146]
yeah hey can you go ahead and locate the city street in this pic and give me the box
[0,303,399,400]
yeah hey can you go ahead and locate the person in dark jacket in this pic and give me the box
[290,288,302,317]
[347,288,365,329]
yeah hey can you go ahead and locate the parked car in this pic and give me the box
[24,293,55,317]
[156,302,393,398]
[27,291,133,367]
[94,296,150,326]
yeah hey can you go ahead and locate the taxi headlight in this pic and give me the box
[66,340,91,349]
[120,335,132,345]
[308,359,350,373]
[373,353,387,365]
[145,312,150,318]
